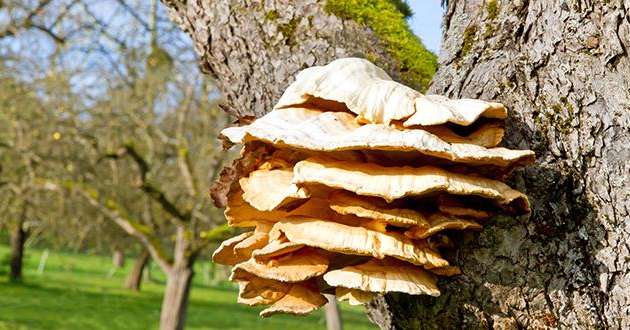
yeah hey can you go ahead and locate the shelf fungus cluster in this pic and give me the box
[211,58,534,317]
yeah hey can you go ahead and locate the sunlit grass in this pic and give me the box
[0,246,376,330]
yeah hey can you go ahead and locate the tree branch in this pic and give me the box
[101,144,191,222]
[0,0,65,43]
[175,87,198,197]
[30,23,66,44]
[193,224,236,254]
[115,0,152,32]
[38,179,174,273]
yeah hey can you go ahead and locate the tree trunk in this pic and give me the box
[37,249,49,275]
[158,226,196,330]
[324,294,343,330]
[159,265,194,330]
[9,220,26,282]
[112,248,125,268]
[125,249,151,291]
[162,0,630,328]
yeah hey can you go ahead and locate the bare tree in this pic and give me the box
[0,0,68,42]
[161,0,630,329]
[3,1,232,328]
[39,76,233,329]
[49,66,233,329]
[0,67,77,281]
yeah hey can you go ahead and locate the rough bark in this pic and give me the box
[9,220,26,282]
[368,1,629,329]
[125,249,151,291]
[162,0,630,328]
[161,0,399,118]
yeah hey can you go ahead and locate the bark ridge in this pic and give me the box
[376,0,630,328]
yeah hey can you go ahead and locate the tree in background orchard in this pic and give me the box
[0,65,84,281]
[69,53,234,329]
[2,2,235,328]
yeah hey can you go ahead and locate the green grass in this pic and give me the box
[0,246,376,330]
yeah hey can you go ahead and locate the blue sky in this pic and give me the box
[408,1,444,53]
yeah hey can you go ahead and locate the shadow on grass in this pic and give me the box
[0,281,162,329]
[0,278,373,330]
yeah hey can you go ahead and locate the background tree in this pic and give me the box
[161,0,630,329]
[63,61,234,329]
[0,65,82,281]
[2,1,234,328]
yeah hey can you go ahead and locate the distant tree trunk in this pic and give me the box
[112,248,125,268]
[324,294,343,330]
[9,220,26,282]
[125,249,151,291]
[159,227,196,330]
[163,0,630,329]
[37,249,49,275]
[160,266,194,330]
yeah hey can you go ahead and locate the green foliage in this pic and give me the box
[200,224,236,242]
[0,246,376,330]
[387,0,413,18]
[325,0,438,91]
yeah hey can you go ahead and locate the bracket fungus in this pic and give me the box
[210,58,534,317]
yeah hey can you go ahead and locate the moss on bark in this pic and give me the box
[325,0,437,91]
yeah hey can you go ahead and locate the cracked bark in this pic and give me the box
[161,0,399,118]
[370,1,629,328]
[162,0,629,328]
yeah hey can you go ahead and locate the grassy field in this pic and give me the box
[0,246,376,330]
